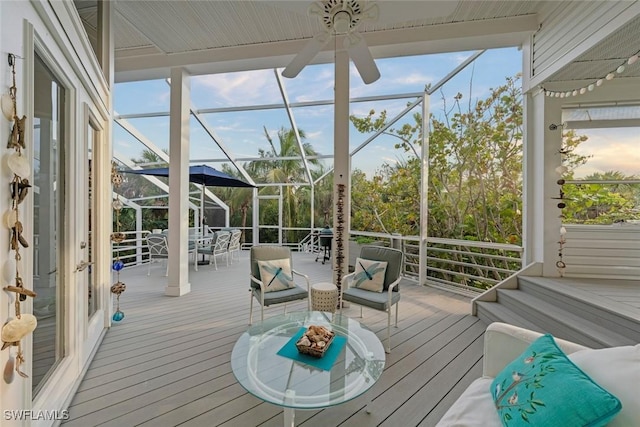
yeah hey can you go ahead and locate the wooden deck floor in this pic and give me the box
[62,251,485,427]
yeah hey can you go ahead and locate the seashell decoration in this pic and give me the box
[110,162,126,322]
[296,325,335,357]
[3,53,37,382]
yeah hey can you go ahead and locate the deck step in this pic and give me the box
[474,276,640,348]
[475,300,541,333]
[496,289,635,348]
[518,276,640,342]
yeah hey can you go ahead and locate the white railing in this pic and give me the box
[112,229,523,295]
[349,231,523,295]
[111,230,150,267]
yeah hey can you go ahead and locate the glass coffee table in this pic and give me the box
[231,311,386,426]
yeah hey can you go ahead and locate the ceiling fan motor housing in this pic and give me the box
[317,0,364,34]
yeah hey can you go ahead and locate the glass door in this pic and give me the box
[31,54,66,395]
[87,124,97,319]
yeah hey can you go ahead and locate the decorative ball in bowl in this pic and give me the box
[295,325,335,358]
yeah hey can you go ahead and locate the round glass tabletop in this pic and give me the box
[231,311,386,410]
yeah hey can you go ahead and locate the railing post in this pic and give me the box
[136,206,142,264]
[419,91,430,286]
[391,233,402,250]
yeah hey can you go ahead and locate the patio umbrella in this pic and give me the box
[125,164,254,232]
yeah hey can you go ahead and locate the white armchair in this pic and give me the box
[200,230,231,270]
[249,245,311,325]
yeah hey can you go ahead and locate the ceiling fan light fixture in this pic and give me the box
[333,10,351,34]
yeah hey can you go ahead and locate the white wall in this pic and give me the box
[0,1,111,425]
[563,224,640,279]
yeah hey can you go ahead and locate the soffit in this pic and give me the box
[73,0,640,90]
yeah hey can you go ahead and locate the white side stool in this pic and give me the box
[310,282,339,313]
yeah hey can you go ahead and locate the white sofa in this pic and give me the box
[437,322,640,426]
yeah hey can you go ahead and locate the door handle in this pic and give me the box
[75,260,93,272]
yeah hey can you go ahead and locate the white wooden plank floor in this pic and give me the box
[62,251,484,427]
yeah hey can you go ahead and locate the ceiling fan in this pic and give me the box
[279,0,459,84]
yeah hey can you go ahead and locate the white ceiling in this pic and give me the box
[74,1,640,89]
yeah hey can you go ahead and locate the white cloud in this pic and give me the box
[306,130,324,140]
[452,53,471,65]
[391,73,435,86]
[572,129,640,178]
[381,156,399,165]
[193,70,280,105]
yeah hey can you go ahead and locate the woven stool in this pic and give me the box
[310,282,339,313]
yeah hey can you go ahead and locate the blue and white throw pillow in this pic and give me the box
[353,257,387,292]
[257,258,295,292]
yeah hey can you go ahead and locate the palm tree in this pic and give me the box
[221,163,254,243]
[261,127,321,243]
[312,166,333,227]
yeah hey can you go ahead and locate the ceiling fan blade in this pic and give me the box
[375,0,459,25]
[345,35,380,84]
[282,32,331,79]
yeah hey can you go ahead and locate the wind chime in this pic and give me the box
[2,53,37,383]
[550,123,569,277]
[334,184,346,291]
[110,162,126,321]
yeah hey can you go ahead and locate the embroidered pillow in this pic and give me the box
[257,258,295,292]
[490,334,621,427]
[353,258,387,292]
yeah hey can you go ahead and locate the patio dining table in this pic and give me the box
[189,234,214,270]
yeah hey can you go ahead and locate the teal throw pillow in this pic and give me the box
[490,334,621,427]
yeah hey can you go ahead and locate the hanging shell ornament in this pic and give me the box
[7,115,26,150]
[110,232,126,243]
[111,171,123,186]
[112,199,123,210]
[1,314,37,350]
[110,282,126,295]
[6,151,30,177]
[3,208,18,229]
[1,93,13,121]
[10,178,31,204]
[3,352,15,383]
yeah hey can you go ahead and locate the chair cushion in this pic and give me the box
[342,286,400,311]
[353,258,387,292]
[490,334,621,427]
[569,344,640,427]
[253,285,309,306]
[257,258,295,292]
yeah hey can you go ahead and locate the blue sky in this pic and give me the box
[114,47,523,178]
[113,46,639,181]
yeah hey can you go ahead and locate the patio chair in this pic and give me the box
[200,230,231,270]
[249,245,311,325]
[228,229,242,264]
[147,232,198,274]
[340,245,403,353]
[146,233,170,276]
